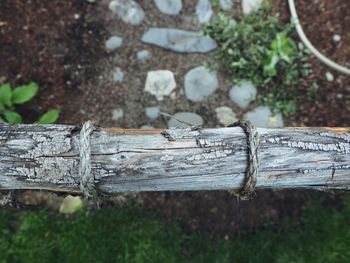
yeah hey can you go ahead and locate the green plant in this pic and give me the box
[204,9,312,115]
[0,82,59,124]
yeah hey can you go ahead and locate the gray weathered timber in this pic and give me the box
[1,124,350,194]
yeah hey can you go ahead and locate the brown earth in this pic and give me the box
[0,0,349,239]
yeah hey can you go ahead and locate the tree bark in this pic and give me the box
[1,124,350,194]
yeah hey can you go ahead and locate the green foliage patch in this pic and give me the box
[0,82,59,124]
[1,196,350,263]
[204,9,312,115]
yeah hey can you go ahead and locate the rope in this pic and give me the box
[229,120,260,200]
[79,121,96,198]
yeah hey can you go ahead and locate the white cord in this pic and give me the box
[288,0,350,75]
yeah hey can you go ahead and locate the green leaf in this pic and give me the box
[59,195,83,214]
[36,109,60,124]
[12,82,38,104]
[263,51,279,77]
[3,111,22,124]
[0,84,13,107]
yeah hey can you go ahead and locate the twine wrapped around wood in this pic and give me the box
[79,121,96,198]
[228,120,260,200]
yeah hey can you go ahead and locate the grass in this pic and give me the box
[1,195,350,263]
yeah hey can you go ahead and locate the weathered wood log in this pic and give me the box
[1,124,350,194]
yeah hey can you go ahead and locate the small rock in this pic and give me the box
[113,67,124,83]
[333,34,341,42]
[184,66,218,102]
[167,112,204,128]
[196,0,213,24]
[105,36,123,51]
[141,28,217,53]
[219,0,233,11]
[137,49,152,63]
[145,106,160,119]
[145,70,176,101]
[141,125,154,129]
[325,71,334,82]
[215,106,237,126]
[229,81,257,108]
[109,0,145,25]
[243,106,284,128]
[154,0,182,15]
[242,0,263,15]
[112,108,124,121]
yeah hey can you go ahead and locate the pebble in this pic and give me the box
[145,70,176,101]
[113,67,124,83]
[141,28,217,53]
[229,81,257,108]
[242,0,263,15]
[167,112,204,128]
[137,49,152,63]
[243,106,284,128]
[196,0,213,24]
[145,106,160,119]
[219,0,233,11]
[105,36,123,51]
[215,106,237,126]
[112,108,124,121]
[109,0,145,25]
[154,0,182,15]
[333,34,341,42]
[184,66,218,102]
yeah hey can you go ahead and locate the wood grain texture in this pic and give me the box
[1,124,350,194]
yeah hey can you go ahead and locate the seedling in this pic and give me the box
[0,82,59,124]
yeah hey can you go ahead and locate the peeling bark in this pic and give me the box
[1,124,350,194]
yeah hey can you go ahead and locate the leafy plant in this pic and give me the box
[204,9,312,115]
[0,82,59,124]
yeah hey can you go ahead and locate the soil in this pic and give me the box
[1,0,349,239]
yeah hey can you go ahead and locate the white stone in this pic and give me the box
[196,0,213,24]
[145,106,160,119]
[242,0,263,15]
[145,70,176,101]
[154,0,182,15]
[219,0,233,11]
[184,66,218,102]
[137,50,152,63]
[105,36,123,51]
[113,67,124,83]
[141,28,217,53]
[167,112,204,128]
[333,34,341,42]
[185,66,219,102]
[243,106,284,128]
[215,106,237,126]
[229,81,257,108]
[109,0,145,25]
[112,108,124,121]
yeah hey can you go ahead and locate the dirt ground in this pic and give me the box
[0,0,349,238]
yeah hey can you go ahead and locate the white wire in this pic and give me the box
[288,0,350,75]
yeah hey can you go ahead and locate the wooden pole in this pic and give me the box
[1,124,350,194]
